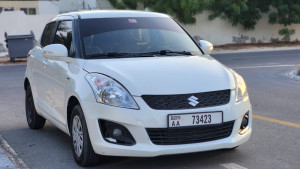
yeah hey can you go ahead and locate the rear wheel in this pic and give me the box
[70,105,100,166]
[25,85,46,129]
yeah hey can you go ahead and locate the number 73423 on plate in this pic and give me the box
[168,112,223,128]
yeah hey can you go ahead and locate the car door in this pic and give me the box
[31,21,57,114]
[42,20,74,127]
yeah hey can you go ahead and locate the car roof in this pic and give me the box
[51,10,170,21]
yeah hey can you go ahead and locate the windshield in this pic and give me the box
[79,17,202,59]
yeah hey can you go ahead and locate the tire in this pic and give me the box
[70,105,100,166]
[25,85,46,129]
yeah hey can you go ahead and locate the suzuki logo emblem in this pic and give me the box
[188,96,199,107]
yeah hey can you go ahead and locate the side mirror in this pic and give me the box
[199,40,213,55]
[43,44,68,60]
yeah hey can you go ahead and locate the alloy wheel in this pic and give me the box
[72,115,83,157]
[26,94,33,124]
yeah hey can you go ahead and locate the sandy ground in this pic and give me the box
[0,54,27,65]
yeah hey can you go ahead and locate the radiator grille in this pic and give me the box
[146,121,234,145]
[142,90,231,110]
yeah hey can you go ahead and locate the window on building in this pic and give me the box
[20,8,36,15]
[28,8,36,15]
[4,7,14,11]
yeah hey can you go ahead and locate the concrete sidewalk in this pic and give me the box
[0,148,17,169]
[0,135,28,169]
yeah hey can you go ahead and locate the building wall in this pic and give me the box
[38,1,60,15]
[59,0,97,13]
[183,11,300,45]
[0,11,55,54]
[96,0,114,9]
[0,1,39,14]
[0,1,59,15]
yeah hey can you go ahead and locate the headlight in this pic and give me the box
[229,69,248,102]
[85,73,139,109]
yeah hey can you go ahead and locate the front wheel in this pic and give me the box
[25,85,46,129]
[70,105,100,166]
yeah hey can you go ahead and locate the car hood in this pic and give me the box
[83,55,235,96]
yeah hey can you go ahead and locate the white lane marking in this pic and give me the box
[220,163,248,169]
[233,64,299,69]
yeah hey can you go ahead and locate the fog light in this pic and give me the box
[241,115,248,129]
[112,128,122,139]
[239,112,249,134]
[99,120,136,146]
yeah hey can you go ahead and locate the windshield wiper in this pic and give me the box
[87,50,193,59]
[87,52,130,59]
[135,50,193,57]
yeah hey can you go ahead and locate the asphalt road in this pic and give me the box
[0,49,300,169]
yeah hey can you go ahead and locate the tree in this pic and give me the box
[109,0,268,30]
[206,0,263,30]
[268,0,300,41]
[109,0,208,24]
[108,0,300,33]
[278,27,296,42]
[141,0,208,24]
[269,0,300,26]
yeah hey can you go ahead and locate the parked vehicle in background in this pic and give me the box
[24,10,252,166]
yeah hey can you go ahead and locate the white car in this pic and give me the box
[24,10,252,166]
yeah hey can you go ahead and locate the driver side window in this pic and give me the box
[41,22,56,47]
[53,21,73,55]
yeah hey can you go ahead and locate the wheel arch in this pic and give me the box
[24,77,30,90]
[67,96,80,132]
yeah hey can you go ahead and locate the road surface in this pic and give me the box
[0,49,299,169]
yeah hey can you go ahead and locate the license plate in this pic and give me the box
[168,112,223,128]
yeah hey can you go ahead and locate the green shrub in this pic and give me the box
[278,28,295,42]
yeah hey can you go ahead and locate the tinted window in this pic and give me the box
[41,22,56,47]
[79,17,201,58]
[53,21,73,53]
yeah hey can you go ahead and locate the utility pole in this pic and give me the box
[82,0,85,10]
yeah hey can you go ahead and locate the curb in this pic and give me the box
[286,69,300,81]
[212,46,300,54]
[0,135,29,169]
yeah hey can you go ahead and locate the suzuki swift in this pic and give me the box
[24,10,252,166]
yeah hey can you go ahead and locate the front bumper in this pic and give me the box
[80,91,252,157]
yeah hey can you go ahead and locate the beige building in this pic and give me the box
[0,1,39,14]
[0,0,59,15]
